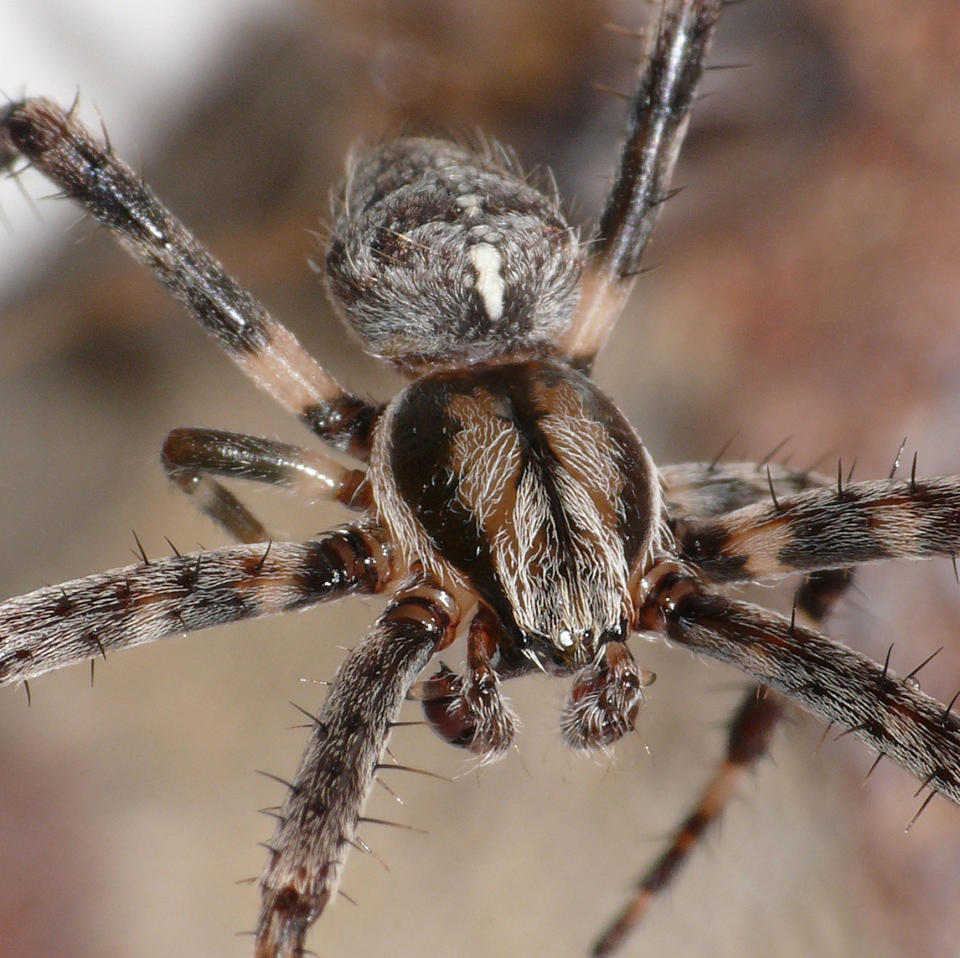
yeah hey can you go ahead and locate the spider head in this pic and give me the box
[325,138,583,371]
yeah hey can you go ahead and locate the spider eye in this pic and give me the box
[325,137,583,369]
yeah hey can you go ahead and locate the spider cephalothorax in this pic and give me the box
[2,3,960,957]
[372,357,662,756]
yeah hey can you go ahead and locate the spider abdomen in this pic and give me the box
[325,138,583,369]
[371,361,661,666]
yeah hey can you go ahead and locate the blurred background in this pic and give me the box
[1,1,960,956]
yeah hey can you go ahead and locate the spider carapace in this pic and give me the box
[3,3,960,957]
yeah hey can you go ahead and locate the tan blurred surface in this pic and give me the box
[1,2,960,956]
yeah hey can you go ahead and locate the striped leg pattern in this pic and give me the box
[0,524,394,688]
[675,475,960,582]
[560,0,725,368]
[593,568,852,955]
[255,577,461,958]
[637,564,960,807]
[0,99,382,458]
[162,428,369,543]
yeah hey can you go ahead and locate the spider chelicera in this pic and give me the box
[2,2,960,957]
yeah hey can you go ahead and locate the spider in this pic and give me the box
[2,2,960,957]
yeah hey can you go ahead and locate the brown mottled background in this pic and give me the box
[1,2,960,956]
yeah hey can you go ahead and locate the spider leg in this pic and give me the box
[676,475,960,583]
[559,0,724,368]
[636,563,960,807]
[593,687,783,956]
[593,569,852,955]
[661,460,828,520]
[0,523,394,685]
[255,576,462,958]
[0,99,382,459]
[162,427,369,543]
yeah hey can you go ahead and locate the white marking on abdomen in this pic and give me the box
[469,242,506,321]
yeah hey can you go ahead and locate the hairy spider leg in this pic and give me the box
[0,524,395,686]
[0,99,382,459]
[635,564,960,808]
[560,0,724,368]
[660,460,829,518]
[594,568,853,956]
[255,577,462,958]
[675,476,960,582]
[162,428,369,543]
